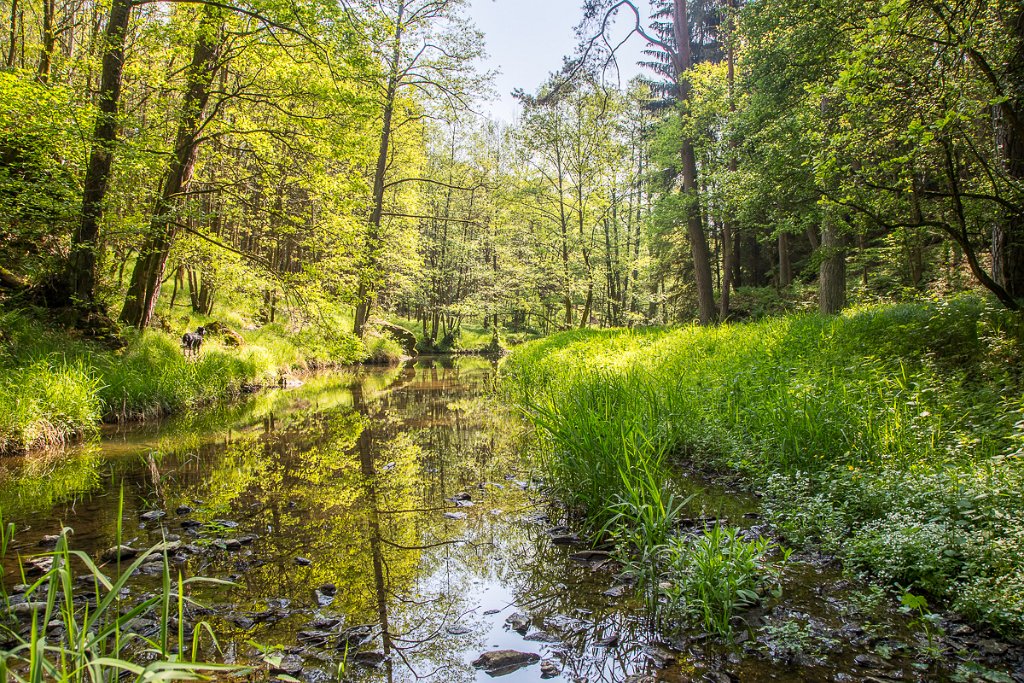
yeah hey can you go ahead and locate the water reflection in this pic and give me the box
[0,357,951,683]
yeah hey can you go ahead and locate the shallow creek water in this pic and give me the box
[0,357,1011,682]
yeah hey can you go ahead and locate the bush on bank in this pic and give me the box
[502,297,1024,636]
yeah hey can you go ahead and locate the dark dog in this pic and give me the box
[181,326,206,358]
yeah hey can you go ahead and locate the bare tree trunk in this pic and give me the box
[36,0,54,82]
[6,0,17,68]
[779,232,792,288]
[992,7,1024,301]
[669,0,716,324]
[819,211,846,314]
[66,0,131,304]
[719,0,737,320]
[120,5,223,329]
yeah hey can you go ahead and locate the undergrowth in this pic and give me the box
[0,309,369,453]
[503,296,1024,636]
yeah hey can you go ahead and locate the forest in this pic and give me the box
[1,0,1024,680]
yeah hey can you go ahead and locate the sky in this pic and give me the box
[466,0,651,122]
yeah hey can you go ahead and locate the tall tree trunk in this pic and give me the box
[354,0,405,337]
[672,0,716,324]
[719,0,738,320]
[6,0,17,68]
[992,7,1024,301]
[819,211,846,314]
[120,5,223,329]
[66,0,131,304]
[778,232,792,288]
[36,0,54,82]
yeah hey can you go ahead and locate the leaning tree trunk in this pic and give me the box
[67,0,131,305]
[120,6,222,329]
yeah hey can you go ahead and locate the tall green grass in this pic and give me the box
[0,309,370,453]
[503,297,1024,635]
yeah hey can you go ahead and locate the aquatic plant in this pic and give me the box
[660,526,789,636]
[0,502,233,681]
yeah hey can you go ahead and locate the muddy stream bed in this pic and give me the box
[1,357,1019,682]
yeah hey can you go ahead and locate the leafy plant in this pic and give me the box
[660,526,790,636]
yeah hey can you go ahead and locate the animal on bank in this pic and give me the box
[181,326,206,357]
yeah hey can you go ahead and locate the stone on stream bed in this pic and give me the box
[472,650,540,675]
[353,651,388,668]
[443,511,467,520]
[505,612,530,634]
[545,526,581,545]
[140,510,165,521]
[540,659,560,679]
[100,545,139,562]
[524,629,561,644]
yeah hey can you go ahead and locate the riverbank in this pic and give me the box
[0,309,403,455]
[501,297,1024,638]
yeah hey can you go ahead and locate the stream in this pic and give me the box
[0,357,1018,682]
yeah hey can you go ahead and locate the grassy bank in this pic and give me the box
[0,309,396,454]
[502,297,1024,636]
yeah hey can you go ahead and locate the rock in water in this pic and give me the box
[100,545,139,562]
[140,510,165,521]
[540,659,560,679]
[471,650,540,675]
[505,612,530,634]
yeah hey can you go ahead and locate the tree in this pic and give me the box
[348,0,487,337]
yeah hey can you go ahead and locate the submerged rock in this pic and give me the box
[353,651,387,668]
[471,650,540,675]
[100,545,138,562]
[524,630,560,644]
[505,612,530,634]
[270,654,304,676]
[294,556,312,566]
[38,535,61,548]
[603,585,629,599]
[443,511,467,520]
[540,659,560,678]
[545,526,581,545]
[140,510,165,522]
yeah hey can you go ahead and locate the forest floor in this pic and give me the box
[501,296,1024,641]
